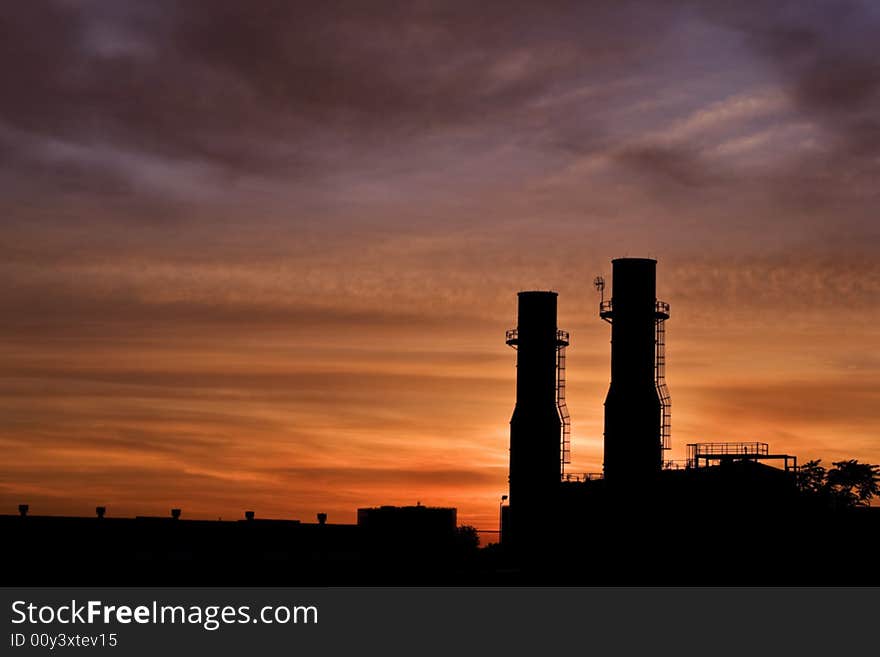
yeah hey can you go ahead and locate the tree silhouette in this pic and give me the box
[797,460,827,497]
[827,460,880,508]
[798,459,880,509]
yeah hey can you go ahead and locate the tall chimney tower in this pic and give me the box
[599,258,670,485]
[506,291,568,545]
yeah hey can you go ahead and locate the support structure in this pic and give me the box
[686,442,797,472]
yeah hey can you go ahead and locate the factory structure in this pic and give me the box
[500,257,824,574]
[505,257,680,512]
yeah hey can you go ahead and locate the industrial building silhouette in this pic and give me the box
[504,258,678,552]
[499,258,877,583]
[3,257,878,584]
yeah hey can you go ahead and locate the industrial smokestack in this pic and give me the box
[507,291,568,545]
[600,258,670,485]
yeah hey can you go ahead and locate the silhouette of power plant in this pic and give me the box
[503,258,796,546]
[3,257,878,585]
[500,257,876,580]
[505,258,675,538]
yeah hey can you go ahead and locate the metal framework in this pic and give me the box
[560,472,603,483]
[557,332,572,469]
[686,442,798,472]
[655,301,671,451]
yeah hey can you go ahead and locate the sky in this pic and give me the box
[2,1,879,531]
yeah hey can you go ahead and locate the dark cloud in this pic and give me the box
[0,0,675,188]
[6,0,877,225]
[614,144,719,188]
[702,1,880,156]
[4,0,879,205]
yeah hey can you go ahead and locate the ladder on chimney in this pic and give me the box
[558,345,572,469]
[655,315,671,451]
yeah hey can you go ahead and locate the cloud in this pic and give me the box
[701,1,880,158]
[266,465,500,488]
[4,0,877,249]
[0,1,681,193]
[614,144,719,188]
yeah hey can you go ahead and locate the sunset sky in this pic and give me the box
[2,1,879,531]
